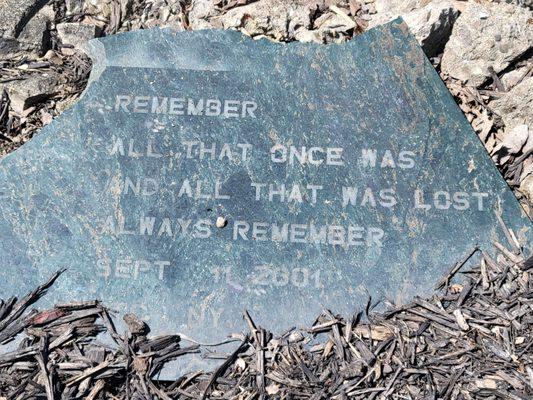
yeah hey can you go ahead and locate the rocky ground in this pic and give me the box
[0,0,532,214]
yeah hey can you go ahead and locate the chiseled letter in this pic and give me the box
[242,101,257,118]
[471,192,489,211]
[398,151,416,169]
[110,138,125,156]
[361,149,377,167]
[139,216,156,235]
[151,97,168,114]
[368,227,384,247]
[342,186,358,208]
[115,95,131,112]
[233,221,250,240]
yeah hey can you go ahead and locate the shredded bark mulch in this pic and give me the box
[0,222,531,399]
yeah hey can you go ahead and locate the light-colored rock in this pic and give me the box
[4,73,61,114]
[520,157,533,186]
[0,37,33,58]
[65,0,84,16]
[188,0,366,42]
[119,0,185,31]
[57,22,100,50]
[161,19,186,31]
[83,0,114,22]
[82,0,135,27]
[494,0,533,8]
[0,0,52,57]
[188,0,316,41]
[401,0,459,57]
[500,124,529,154]
[519,173,533,206]
[374,0,429,15]
[369,0,429,27]
[294,29,324,43]
[441,2,533,86]
[369,0,459,57]
[218,0,313,41]
[0,0,48,37]
[314,12,356,37]
[490,77,533,131]
[500,65,530,91]
[186,0,222,30]
[17,5,54,56]
[215,217,227,228]
[523,127,533,155]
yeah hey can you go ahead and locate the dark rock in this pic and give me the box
[0,22,530,373]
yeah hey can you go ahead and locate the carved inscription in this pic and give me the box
[0,26,529,353]
[94,94,491,293]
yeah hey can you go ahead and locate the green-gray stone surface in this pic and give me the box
[0,20,530,361]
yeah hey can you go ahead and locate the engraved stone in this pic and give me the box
[0,20,530,370]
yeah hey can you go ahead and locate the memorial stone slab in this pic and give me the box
[0,20,530,366]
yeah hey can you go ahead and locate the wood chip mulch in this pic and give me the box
[0,222,531,399]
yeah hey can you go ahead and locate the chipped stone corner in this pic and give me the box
[82,38,107,90]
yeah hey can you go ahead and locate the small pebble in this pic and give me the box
[216,216,228,228]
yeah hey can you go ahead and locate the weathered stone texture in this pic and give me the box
[189,0,314,40]
[2,73,61,114]
[401,0,459,57]
[57,22,100,50]
[0,0,52,57]
[0,0,49,37]
[441,2,533,86]
[0,23,529,354]
[369,0,459,57]
[490,78,533,131]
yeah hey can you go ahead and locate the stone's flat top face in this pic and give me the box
[0,21,530,360]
